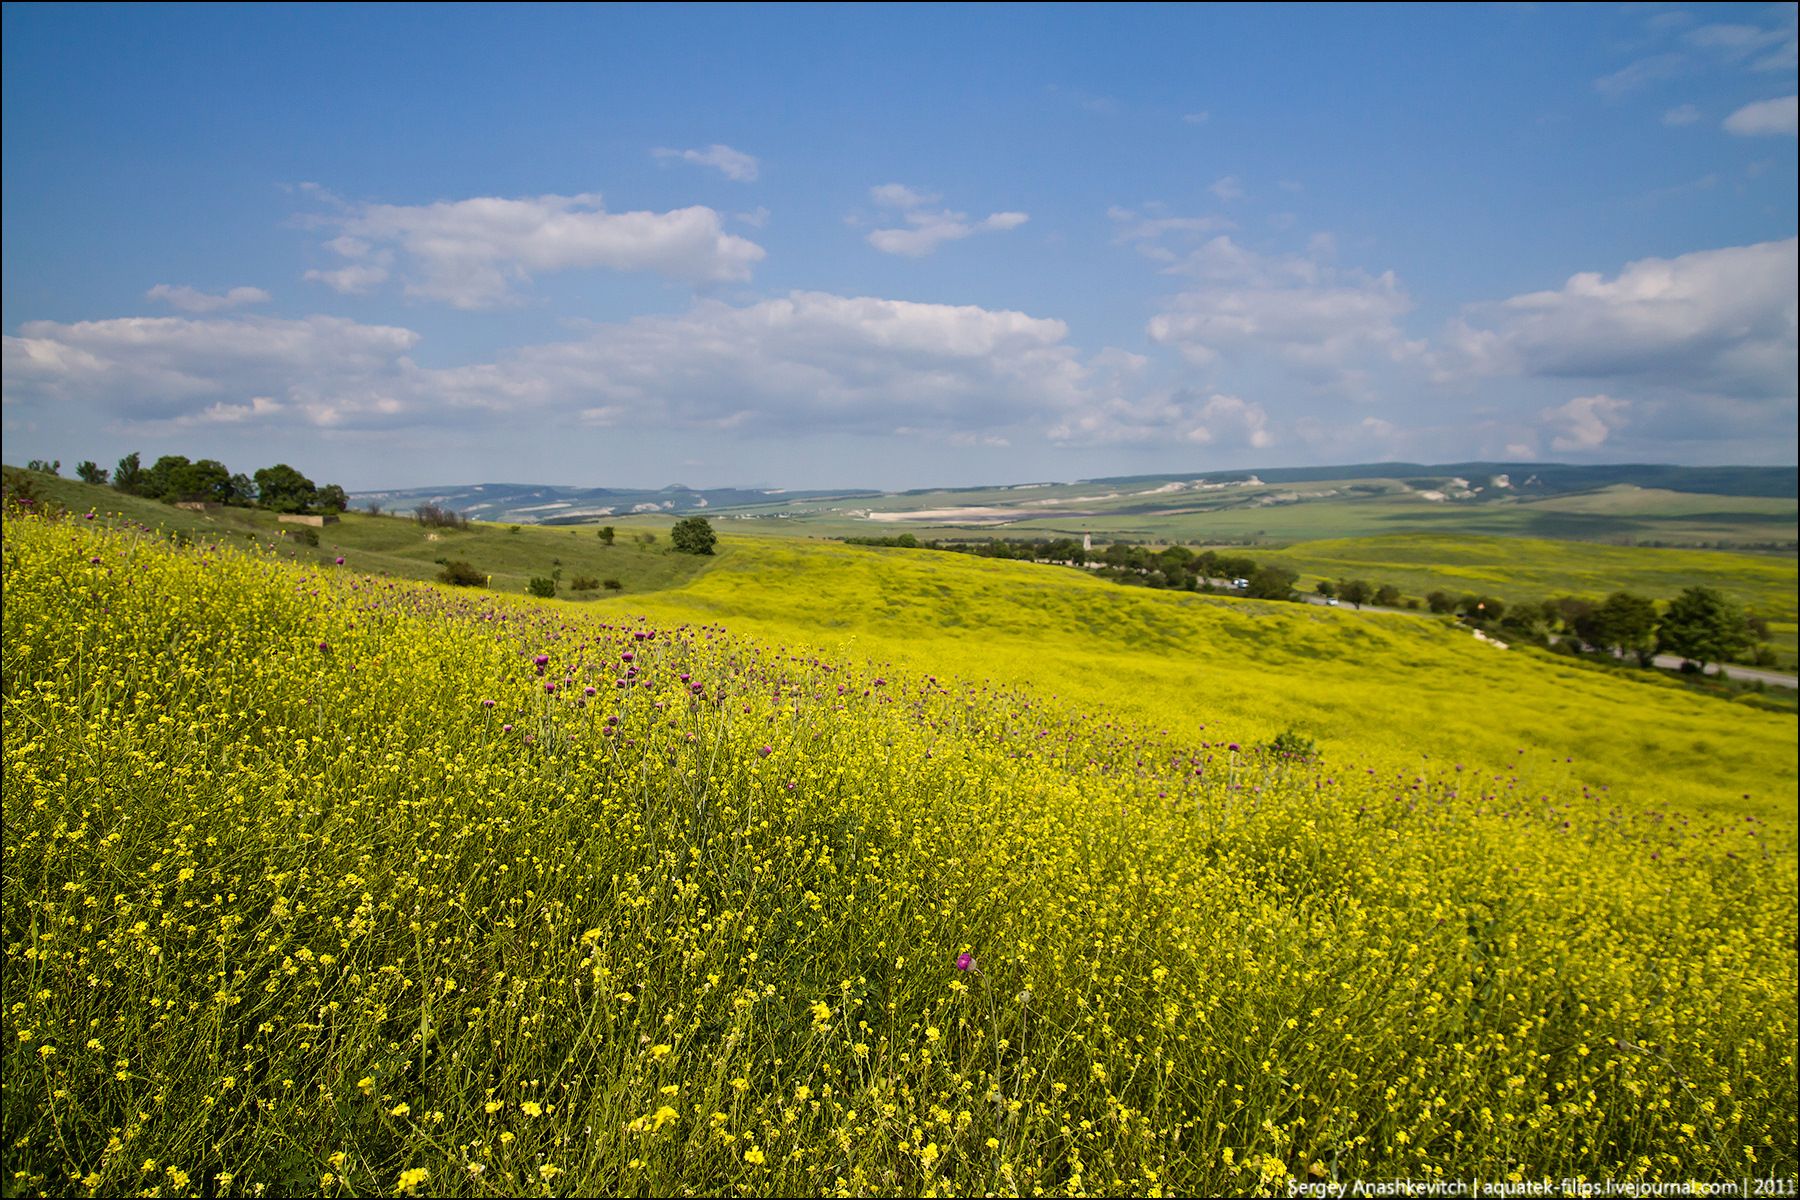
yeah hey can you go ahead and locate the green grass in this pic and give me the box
[590,538,1797,823]
[5,509,1794,1195]
[4,469,715,599]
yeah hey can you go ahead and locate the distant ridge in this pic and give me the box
[351,463,1797,524]
[1080,463,1799,499]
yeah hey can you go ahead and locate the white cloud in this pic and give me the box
[1542,394,1631,453]
[650,143,761,182]
[1208,175,1246,203]
[2,315,423,430]
[1662,103,1701,126]
[303,261,392,295]
[1594,54,1687,99]
[3,294,1092,442]
[1723,95,1798,136]
[145,284,270,313]
[303,191,766,307]
[1143,236,1421,390]
[863,185,1029,257]
[1686,21,1797,71]
[1182,111,1211,125]
[1047,388,1272,448]
[1107,206,1234,257]
[1442,238,1799,401]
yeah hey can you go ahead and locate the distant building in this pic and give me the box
[278,513,339,527]
[174,501,220,512]
[1082,532,1092,552]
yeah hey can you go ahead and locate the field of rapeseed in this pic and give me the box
[4,508,1796,1196]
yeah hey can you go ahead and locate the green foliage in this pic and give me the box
[75,460,108,486]
[527,575,556,598]
[1657,586,1755,669]
[1264,727,1321,762]
[23,458,59,475]
[1338,579,1372,608]
[290,527,319,547]
[1243,565,1297,600]
[598,525,616,544]
[253,463,318,513]
[570,574,600,591]
[1574,592,1659,665]
[437,560,486,587]
[317,483,349,513]
[113,451,146,496]
[604,578,624,590]
[671,515,718,556]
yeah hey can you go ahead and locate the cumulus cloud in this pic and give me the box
[3,294,1094,442]
[1442,238,1799,401]
[2,315,423,430]
[1143,236,1422,390]
[1542,394,1631,453]
[651,143,761,182]
[1048,387,1272,448]
[302,191,765,307]
[863,185,1029,257]
[1723,95,1798,136]
[145,284,271,313]
[1208,175,1246,203]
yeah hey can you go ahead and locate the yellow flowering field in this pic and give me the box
[3,510,1795,1196]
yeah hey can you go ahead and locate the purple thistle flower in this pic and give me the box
[335,556,345,565]
[955,952,974,971]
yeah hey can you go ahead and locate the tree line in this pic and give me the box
[56,453,348,514]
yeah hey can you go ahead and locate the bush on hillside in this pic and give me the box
[437,560,485,587]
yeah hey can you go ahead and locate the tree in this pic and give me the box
[671,515,717,556]
[1425,590,1457,614]
[1314,580,1336,599]
[76,461,109,486]
[142,455,191,501]
[1337,579,1372,610]
[597,525,616,545]
[1373,584,1403,608]
[113,452,145,496]
[1244,565,1298,600]
[254,463,318,513]
[226,473,257,506]
[1657,586,1754,670]
[1574,592,1658,665]
[25,459,60,475]
[317,484,349,513]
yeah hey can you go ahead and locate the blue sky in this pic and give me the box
[4,3,1795,491]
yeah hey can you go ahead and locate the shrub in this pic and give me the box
[1265,728,1322,763]
[415,503,468,531]
[437,561,485,587]
[527,576,556,598]
[570,575,600,592]
[293,528,319,547]
[603,578,623,591]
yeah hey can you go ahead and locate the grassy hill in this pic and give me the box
[598,538,1797,822]
[3,467,715,599]
[5,504,1793,1195]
